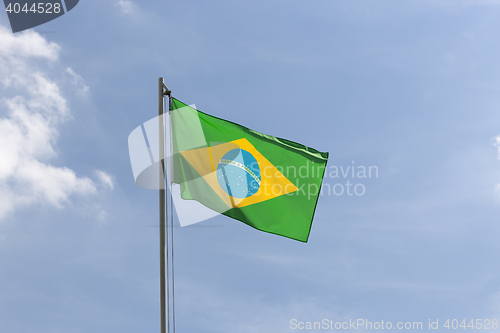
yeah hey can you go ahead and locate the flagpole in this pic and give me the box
[158,78,173,333]
[168,92,176,333]
[158,77,167,333]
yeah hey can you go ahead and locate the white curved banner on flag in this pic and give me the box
[128,105,228,226]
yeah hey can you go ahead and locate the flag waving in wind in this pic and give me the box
[171,98,328,242]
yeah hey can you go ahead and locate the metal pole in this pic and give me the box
[158,77,167,333]
[168,94,176,333]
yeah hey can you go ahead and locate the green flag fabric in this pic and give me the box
[171,98,329,242]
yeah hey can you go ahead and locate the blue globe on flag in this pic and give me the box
[217,149,261,198]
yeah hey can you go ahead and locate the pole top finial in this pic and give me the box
[159,77,171,96]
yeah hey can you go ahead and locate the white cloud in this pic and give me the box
[0,26,59,61]
[16,161,96,207]
[494,135,500,159]
[493,136,500,199]
[0,25,112,220]
[116,0,135,14]
[94,170,115,190]
[66,67,90,97]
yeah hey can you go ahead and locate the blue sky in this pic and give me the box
[2,0,500,332]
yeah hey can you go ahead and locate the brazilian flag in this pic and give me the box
[171,98,328,242]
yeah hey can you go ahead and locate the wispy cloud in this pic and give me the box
[94,170,115,190]
[0,25,112,220]
[65,67,90,97]
[493,136,500,199]
[494,135,500,159]
[116,0,135,15]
